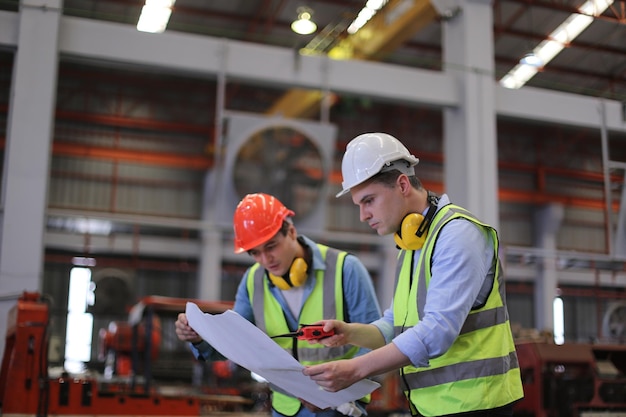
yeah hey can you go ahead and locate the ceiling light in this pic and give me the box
[520,52,543,67]
[291,7,317,35]
[500,65,540,89]
[366,0,386,10]
[137,0,176,34]
[347,0,389,35]
[500,0,613,89]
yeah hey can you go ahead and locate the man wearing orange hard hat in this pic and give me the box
[176,193,381,417]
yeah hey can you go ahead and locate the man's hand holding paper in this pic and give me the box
[185,302,380,410]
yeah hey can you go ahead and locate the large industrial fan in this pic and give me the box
[211,112,337,232]
[602,301,626,341]
[232,126,324,219]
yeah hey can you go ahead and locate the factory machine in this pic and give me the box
[367,341,626,417]
[513,341,626,417]
[6,290,625,417]
[0,292,264,417]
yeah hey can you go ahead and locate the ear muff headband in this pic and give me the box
[394,193,439,250]
[268,257,308,290]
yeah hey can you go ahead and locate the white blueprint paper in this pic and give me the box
[185,302,380,409]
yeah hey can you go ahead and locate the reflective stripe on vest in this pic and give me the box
[402,351,520,388]
[392,204,523,416]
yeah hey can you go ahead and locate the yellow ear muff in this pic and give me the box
[394,195,439,250]
[289,257,308,286]
[268,273,292,290]
[268,257,308,290]
[394,213,428,250]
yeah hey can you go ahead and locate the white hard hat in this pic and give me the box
[336,132,419,197]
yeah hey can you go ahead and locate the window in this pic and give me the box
[65,267,94,372]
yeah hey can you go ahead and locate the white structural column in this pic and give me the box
[615,171,626,257]
[198,229,222,300]
[0,0,62,358]
[378,235,400,309]
[437,0,500,229]
[196,54,227,302]
[533,204,564,333]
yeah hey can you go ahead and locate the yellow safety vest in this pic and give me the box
[247,244,360,416]
[393,204,524,416]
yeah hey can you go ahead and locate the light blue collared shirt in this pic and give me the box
[370,194,496,368]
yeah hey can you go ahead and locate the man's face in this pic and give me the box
[248,225,297,276]
[350,179,406,236]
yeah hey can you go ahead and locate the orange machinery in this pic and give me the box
[367,371,409,416]
[0,292,256,417]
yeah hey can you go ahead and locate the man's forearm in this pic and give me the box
[353,343,411,379]
[348,323,386,350]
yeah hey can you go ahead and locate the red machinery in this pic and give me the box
[369,341,626,417]
[513,341,626,417]
[98,316,161,377]
[367,372,409,416]
[0,292,257,417]
[12,290,626,417]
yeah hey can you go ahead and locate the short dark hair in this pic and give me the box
[370,170,422,190]
[278,220,291,236]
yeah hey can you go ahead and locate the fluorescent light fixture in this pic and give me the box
[366,0,387,10]
[520,52,543,67]
[347,0,389,35]
[500,0,613,89]
[291,7,317,35]
[137,0,176,34]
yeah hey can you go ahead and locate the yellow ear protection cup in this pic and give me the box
[268,257,308,290]
[394,213,429,250]
[394,192,439,250]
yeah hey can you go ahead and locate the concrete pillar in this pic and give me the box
[198,170,222,301]
[0,0,62,359]
[533,203,564,333]
[198,229,222,300]
[614,170,626,257]
[437,0,500,229]
[378,235,399,310]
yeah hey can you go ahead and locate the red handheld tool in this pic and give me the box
[271,324,335,341]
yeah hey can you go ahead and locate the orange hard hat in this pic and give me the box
[233,193,295,254]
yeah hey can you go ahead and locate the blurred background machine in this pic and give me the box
[0,292,268,417]
[3,290,626,417]
[513,341,626,417]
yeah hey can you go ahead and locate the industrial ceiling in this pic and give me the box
[44,0,626,111]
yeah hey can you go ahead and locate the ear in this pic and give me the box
[287,223,297,239]
[396,174,412,196]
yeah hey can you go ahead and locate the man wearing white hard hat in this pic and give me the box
[304,133,523,417]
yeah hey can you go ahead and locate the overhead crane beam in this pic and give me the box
[265,89,328,119]
[331,0,438,61]
[266,0,438,118]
